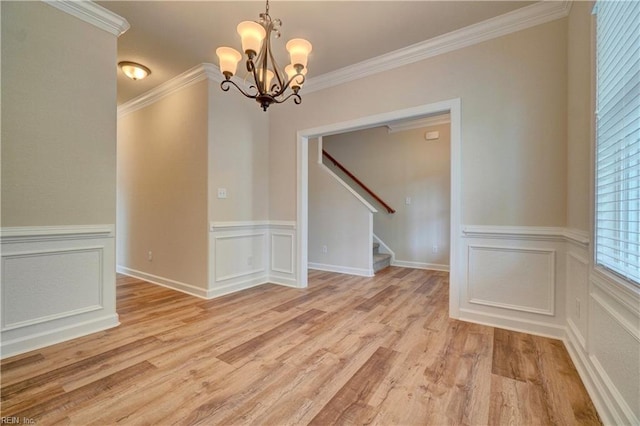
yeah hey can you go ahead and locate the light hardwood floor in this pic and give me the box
[1,268,601,425]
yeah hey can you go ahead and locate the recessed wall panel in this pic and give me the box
[468,245,555,315]
[2,248,103,329]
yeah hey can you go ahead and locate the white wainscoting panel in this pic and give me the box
[209,221,298,296]
[269,223,298,287]
[565,250,589,350]
[460,226,566,338]
[467,245,555,315]
[271,233,293,274]
[3,248,103,329]
[1,225,118,358]
[214,233,266,282]
[588,276,640,424]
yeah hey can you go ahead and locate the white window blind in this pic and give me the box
[595,0,640,285]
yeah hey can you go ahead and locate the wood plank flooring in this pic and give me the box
[1,268,601,425]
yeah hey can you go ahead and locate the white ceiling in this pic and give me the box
[98,1,536,105]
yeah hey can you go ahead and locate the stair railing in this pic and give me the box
[322,150,396,214]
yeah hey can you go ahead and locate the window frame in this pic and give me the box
[592,0,640,291]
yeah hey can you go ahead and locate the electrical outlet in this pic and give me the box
[322,245,328,253]
[148,251,153,261]
[217,188,227,199]
[432,245,438,253]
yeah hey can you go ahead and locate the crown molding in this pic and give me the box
[304,0,571,93]
[118,63,224,116]
[117,0,570,113]
[43,0,130,37]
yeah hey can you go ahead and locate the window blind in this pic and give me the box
[595,0,640,285]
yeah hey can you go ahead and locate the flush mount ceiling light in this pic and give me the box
[118,61,151,81]
[216,0,312,111]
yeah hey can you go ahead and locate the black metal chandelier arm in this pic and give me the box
[220,79,258,99]
[274,73,305,97]
[272,91,302,105]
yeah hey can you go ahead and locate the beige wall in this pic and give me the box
[117,80,209,289]
[567,1,593,232]
[308,139,372,271]
[209,84,269,222]
[324,124,450,266]
[269,19,568,227]
[1,2,118,226]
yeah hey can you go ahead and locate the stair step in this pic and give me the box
[373,242,380,255]
[373,253,391,273]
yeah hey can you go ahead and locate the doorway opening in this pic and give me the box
[296,99,462,318]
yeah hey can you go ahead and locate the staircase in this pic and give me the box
[373,242,391,273]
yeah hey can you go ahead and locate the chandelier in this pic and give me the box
[215,0,312,111]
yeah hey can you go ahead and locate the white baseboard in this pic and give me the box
[308,262,374,277]
[268,274,301,288]
[564,326,625,426]
[208,275,270,298]
[116,266,210,299]
[392,259,450,272]
[458,307,566,339]
[1,314,119,359]
[117,266,277,300]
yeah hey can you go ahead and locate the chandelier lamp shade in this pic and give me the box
[215,0,312,111]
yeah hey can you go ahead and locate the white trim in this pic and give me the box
[1,225,117,358]
[391,260,449,272]
[308,262,374,278]
[591,271,640,318]
[463,225,566,241]
[117,63,221,117]
[1,246,106,331]
[213,232,268,282]
[43,0,130,36]
[387,114,451,133]
[113,0,569,117]
[564,328,622,426]
[564,228,590,246]
[209,220,296,231]
[271,233,295,274]
[304,1,570,93]
[0,314,119,359]
[590,350,639,426]
[320,164,377,213]
[372,233,395,263]
[567,317,587,351]
[590,292,640,343]
[467,245,556,316]
[116,266,210,299]
[207,276,270,299]
[297,99,462,316]
[459,307,566,339]
[462,225,591,246]
[1,224,115,242]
